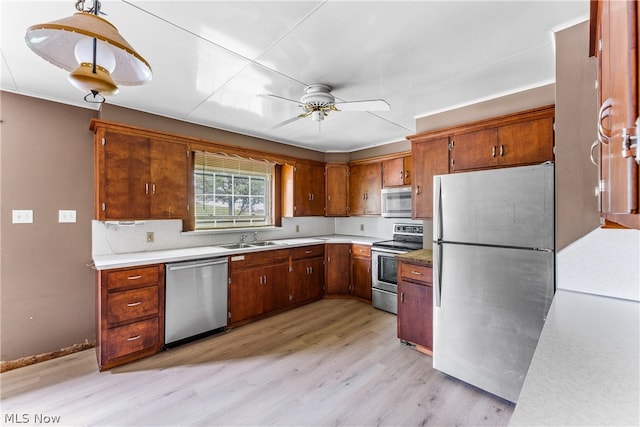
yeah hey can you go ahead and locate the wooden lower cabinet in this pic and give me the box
[291,245,325,304]
[397,259,433,355]
[351,244,372,302]
[228,249,291,326]
[96,264,165,370]
[325,243,351,296]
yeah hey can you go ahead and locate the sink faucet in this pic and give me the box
[253,231,259,242]
[240,233,247,243]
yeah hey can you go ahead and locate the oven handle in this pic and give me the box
[371,248,407,255]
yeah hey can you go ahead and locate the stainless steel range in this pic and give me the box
[371,223,424,314]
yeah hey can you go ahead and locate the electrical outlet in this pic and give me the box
[295,224,300,233]
[360,224,365,231]
[146,232,154,243]
[58,210,76,223]
[12,210,33,224]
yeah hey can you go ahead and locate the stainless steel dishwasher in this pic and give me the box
[165,257,228,346]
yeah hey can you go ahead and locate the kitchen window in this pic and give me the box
[193,151,275,230]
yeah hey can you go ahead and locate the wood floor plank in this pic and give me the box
[0,299,514,426]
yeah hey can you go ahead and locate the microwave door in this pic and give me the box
[382,188,412,217]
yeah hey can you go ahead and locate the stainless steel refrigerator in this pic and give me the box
[432,163,555,404]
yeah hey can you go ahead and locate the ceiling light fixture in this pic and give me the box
[25,0,152,102]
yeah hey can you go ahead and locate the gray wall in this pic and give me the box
[554,21,600,249]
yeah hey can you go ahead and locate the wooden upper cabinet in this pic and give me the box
[450,113,554,173]
[282,160,325,217]
[450,128,498,172]
[410,137,450,219]
[383,156,411,187]
[349,161,382,215]
[592,0,639,229]
[325,163,349,216]
[93,125,189,222]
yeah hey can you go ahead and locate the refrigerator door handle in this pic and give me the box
[434,243,443,308]
[434,176,443,242]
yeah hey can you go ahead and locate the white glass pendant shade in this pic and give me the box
[25,12,152,89]
[74,37,116,72]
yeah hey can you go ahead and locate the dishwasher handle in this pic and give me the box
[167,259,228,271]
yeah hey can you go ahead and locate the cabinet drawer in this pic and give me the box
[106,266,160,290]
[291,244,324,260]
[352,244,371,257]
[107,286,159,325]
[399,262,433,284]
[106,318,159,361]
[229,248,290,268]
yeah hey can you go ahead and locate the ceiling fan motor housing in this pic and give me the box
[301,84,335,109]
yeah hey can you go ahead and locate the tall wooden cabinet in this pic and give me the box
[91,121,189,223]
[592,0,640,229]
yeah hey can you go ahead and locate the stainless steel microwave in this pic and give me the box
[381,187,412,217]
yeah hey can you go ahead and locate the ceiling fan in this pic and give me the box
[259,84,390,130]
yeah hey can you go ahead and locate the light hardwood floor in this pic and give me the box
[1,299,514,426]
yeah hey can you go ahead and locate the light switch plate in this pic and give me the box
[58,210,76,223]
[12,210,33,224]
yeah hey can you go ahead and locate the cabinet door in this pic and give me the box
[291,257,324,304]
[149,139,189,219]
[596,0,639,227]
[412,137,450,219]
[325,244,351,295]
[351,256,372,301]
[497,117,554,167]
[325,163,349,216]
[397,280,433,350]
[295,162,325,216]
[229,266,264,323]
[450,128,498,172]
[383,157,405,187]
[100,131,150,219]
[262,262,291,313]
[349,162,382,215]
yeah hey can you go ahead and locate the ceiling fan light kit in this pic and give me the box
[262,84,390,130]
[25,0,152,100]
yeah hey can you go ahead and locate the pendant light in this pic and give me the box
[25,0,152,101]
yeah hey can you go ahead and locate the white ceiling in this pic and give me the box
[1,1,589,153]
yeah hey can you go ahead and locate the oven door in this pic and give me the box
[371,248,403,293]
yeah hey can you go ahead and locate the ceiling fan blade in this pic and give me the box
[334,99,390,112]
[269,114,305,129]
[257,93,301,106]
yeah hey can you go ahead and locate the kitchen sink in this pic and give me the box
[217,243,253,249]
[248,241,282,247]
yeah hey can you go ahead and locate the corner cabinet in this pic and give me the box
[91,120,190,223]
[96,264,165,370]
[592,0,640,229]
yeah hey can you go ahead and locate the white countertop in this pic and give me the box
[92,235,380,270]
[510,290,640,426]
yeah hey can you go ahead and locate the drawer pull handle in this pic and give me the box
[127,275,142,280]
[411,271,423,275]
[127,335,142,341]
[305,250,312,254]
[127,301,142,307]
